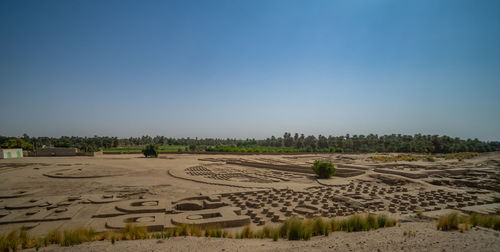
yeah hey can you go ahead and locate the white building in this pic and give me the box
[0,148,23,159]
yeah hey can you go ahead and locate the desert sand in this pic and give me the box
[1,152,499,251]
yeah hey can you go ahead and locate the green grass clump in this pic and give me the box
[1,230,20,251]
[330,214,395,233]
[122,224,148,240]
[0,214,400,249]
[204,225,228,238]
[280,217,312,240]
[190,225,203,237]
[438,213,500,231]
[240,225,253,239]
[175,224,190,236]
[381,215,397,227]
[45,229,63,245]
[62,228,95,246]
[345,214,370,232]
[366,214,379,229]
[252,225,280,240]
[470,214,500,230]
[437,212,460,231]
[308,217,329,236]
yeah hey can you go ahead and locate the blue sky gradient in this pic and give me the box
[1,0,499,140]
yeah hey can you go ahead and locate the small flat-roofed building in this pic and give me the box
[0,148,23,159]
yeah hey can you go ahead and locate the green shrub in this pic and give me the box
[142,144,159,158]
[311,160,336,178]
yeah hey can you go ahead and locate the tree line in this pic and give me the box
[1,133,499,154]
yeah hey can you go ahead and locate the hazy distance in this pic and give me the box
[1,1,499,140]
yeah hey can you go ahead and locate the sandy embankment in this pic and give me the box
[28,222,500,252]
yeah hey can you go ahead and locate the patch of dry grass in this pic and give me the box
[0,214,399,249]
[437,213,500,231]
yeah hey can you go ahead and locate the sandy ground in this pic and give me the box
[1,152,499,251]
[28,222,500,252]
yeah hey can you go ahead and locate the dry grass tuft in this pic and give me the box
[437,212,499,232]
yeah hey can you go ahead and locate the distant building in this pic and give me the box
[0,148,23,159]
[30,147,78,157]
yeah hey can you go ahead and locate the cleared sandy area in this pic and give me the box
[1,152,499,251]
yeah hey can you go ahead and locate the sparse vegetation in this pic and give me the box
[312,160,336,178]
[0,215,398,249]
[122,224,148,239]
[437,213,500,231]
[62,228,96,246]
[415,210,424,219]
[403,230,417,237]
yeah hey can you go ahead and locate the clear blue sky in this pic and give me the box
[1,0,499,140]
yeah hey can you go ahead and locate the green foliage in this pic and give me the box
[122,224,148,240]
[203,225,227,238]
[175,224,189,236]
[272,230,279,241]
[62,228,95,246]
[240,225,253,238]
[415,210,424,219]
[4,133,498,154]
[279,217,312,240]
[0,137,33,150]
[438,213,500,231]
[46,229,63,244]
[470,214,500,230]
[437,212,460,231]
[371,152,479,162]
[142,144,159,158]
[309,217,329,236]
[331,214,395,232]
[190,225,202,237]
[311,160,336,178]
[0,214,399,249]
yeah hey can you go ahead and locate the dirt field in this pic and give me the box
[1,152,499,251]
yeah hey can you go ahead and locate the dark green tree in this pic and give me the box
[0,138,33,150]
[311,160,336,178]
[142,144,159,158]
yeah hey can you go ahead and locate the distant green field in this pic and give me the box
[103,145,187,152]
